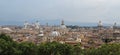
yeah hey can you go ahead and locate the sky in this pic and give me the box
[0,0,120,26]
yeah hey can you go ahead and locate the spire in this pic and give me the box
[114,22,117,27]
[46,23,48,27]
[61,20,64,25]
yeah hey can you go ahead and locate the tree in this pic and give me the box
[0,33,13,42]
[73,45,83,55]
[18,42,37,55]
[37,42,73,55]
[0,38,23,55]
[0,34,22,55]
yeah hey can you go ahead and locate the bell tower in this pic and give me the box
[113,22,117,29]
[98,20,103,30]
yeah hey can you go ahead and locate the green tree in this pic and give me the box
[0,39,22,55]
[18,42,37,55]
[73,46,83,55]
[0,34,22,55]
[38,42,73,55]
[0,33,13,42]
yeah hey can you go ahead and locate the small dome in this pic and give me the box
[51,30,60,37]
[40,31,43,33]
[66,38,75,41]
[38,31,44,37]
[38,34,44,37]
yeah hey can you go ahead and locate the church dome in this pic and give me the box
[2,27,13,32]
[38,31,44,37]
[51,30,60,37]
[60,20,67,29]
[60,25,67,29]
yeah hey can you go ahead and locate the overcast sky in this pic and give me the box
[0,0,120,25]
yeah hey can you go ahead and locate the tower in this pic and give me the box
[24,21,29,29]
[46,23,48,27]
[98,20,103,30]
[98,21,102,27]
[113,22,117,33]
[35,21,40,29]
[113,22,117,29]
[61,20,64,25]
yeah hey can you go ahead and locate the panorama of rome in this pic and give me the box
[1,0,120,55]
[0,20,120,48]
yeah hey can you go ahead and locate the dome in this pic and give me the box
[38,31,44,37]
[40,31,43,33]
[38,34,44,37]
[2,27,13,32]
[51,30,60,37]
[60,25,66,29]
[60,20,67,29]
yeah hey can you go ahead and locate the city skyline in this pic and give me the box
[0,0,120,25]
